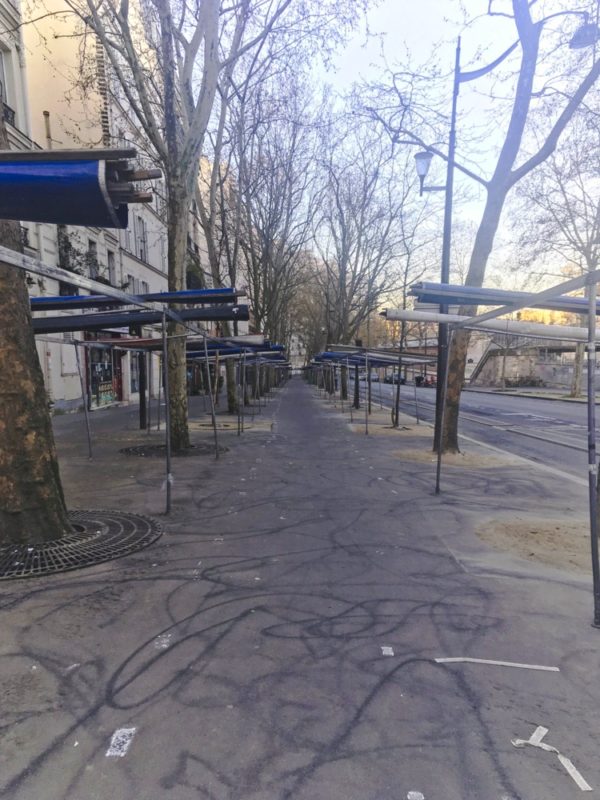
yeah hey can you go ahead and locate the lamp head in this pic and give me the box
[414,151,433,177]
[414,151,433,196]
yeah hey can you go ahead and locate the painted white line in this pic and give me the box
[512,726,592,791]
[381,646,394,656]
[435,657,559,672]
[105,727,136,758]
[154,633,172,650]
[407,792,425,800]
[558,754,593,792]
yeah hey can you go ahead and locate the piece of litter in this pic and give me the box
[279,516,286,520]
[381,646,394,656]
[435,657,559,672]
[154,633,172,650]
[74,741,79,747]
[254,577,261,581]
[106,727,137,758]
[31,665,37,671]
[65,663,80,673]
[512,726,592,791]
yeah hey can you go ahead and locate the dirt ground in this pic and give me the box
[475,516,591,573]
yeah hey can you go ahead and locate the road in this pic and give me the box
[353,380,590,482]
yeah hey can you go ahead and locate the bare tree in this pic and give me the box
[314,128,407,346]
[516,110,600,396]
[31,0,365,450]
[366,0,600,451]
[233,75,319,349]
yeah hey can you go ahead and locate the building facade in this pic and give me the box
[0,0,219,410]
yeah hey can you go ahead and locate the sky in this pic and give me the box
[321,0,597,290]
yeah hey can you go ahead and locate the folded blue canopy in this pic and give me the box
[0,158,128,228]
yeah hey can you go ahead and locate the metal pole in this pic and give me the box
[586,280,600,627]
[157,353,162,431]
[74,342,93,459]
[435,329,454,495]
[147,351,153,434]
[241,352,246,432]
[237,358,242,436]
[161,312,172,514]
[365,354,369,435]
[379,370,383,409]
[203,335,220,460]
[434,37,460,454]
[348,359,353,422]
[414,375,420,424]
[394,328,404,428]
[138,348,147,429]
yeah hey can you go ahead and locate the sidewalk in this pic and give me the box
[465,384,600,403]
[0,378,598,800]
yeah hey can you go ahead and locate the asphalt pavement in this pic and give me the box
[0,378,599,800]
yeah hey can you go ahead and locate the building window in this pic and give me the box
[88,240,99,278]
[0,51,15,126]
[134,215,148,262]
[107,250,116,285]
[140,280,149,295]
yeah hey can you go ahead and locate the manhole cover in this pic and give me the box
[0,510,162,580]
[119,443,227,457]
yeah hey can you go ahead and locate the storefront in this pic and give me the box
[85,334,124,409]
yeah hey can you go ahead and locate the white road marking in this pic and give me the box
[407,792,425,800]
[154,633,172,650]
[106,727,137,758]
[381,646,394,656]
[435,657,559,672]
[512,726,592,791]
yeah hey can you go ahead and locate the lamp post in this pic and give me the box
[414,38,461,457]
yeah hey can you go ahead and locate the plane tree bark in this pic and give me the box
[0,110,71,544]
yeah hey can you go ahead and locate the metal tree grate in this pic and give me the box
[0,510,162,580]
[120,443,227,457]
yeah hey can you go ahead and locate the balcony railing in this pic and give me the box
[2,102,15,127]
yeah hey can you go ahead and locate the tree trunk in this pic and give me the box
[166,187,190,452]
[571,340,585,398]
[341,365,348,400]
[0,236,71,543]
[0,105,71,543]
[501,342,508,388]
[225,358,238,413]
[443,189,505,452]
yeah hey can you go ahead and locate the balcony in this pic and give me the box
[2,102,15,127]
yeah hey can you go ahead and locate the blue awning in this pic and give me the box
[0,158,127,228]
